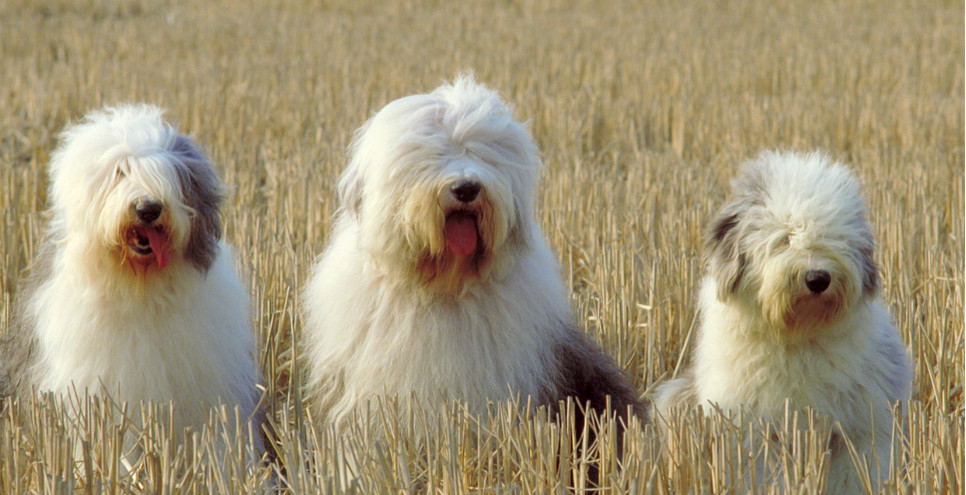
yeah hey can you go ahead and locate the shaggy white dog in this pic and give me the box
[303,74,642,436]
[0,104,263,448]
[653,151,913,492]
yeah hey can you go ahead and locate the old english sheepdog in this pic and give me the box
[653,151,913,491]
[0,104,264,450]
[302,75,642,438]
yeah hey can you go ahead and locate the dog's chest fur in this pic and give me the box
[368,287,559,407]
[29,244,257,431]
[693,278,903,427]
[305,225,573,421]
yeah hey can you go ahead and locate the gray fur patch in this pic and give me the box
[548,321,646,482]
[704,205,748,299]
[704,164,770,299]
[550,322,645,422]
[860,246,879,296]
[0,238,57,398]
[172,135,224,271]
[0,313,39,399]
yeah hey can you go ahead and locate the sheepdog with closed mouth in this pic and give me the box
[302,74,643,440]
[0,104,264,456]
[653,150,913,492]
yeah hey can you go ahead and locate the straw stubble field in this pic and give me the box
[0,0,962,492]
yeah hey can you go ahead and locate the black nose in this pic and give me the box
[134,200,163,224]
[804,270,831,294]
[451,181,481,203]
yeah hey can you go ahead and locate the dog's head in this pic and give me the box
[48,104,223,275]
[338,74,540,295]
[705,151,878,334]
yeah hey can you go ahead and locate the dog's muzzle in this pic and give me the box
[804,269,831,294]
[126,199,170,269]
[134,199,163,224]
[451,180,481,204]
[443,180,484,256]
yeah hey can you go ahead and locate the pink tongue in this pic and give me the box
[445,214,478,255]
[141,227,170,269]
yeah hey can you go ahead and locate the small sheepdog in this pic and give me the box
[653,151,913,492]
[303,74,642,437]
[0,105,264,451]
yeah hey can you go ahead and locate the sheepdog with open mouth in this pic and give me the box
[653,151,913,492]
[302,74,642,439]
[0,104,264,454]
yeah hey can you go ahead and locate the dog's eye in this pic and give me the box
[775,234,790,249]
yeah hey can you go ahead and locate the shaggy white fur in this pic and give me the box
[303,74,641,432]
[653,150,913,492]
[1,104,263,450]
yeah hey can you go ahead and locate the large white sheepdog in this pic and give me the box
[0,104,263,445]
[653,151,913,492]
[303,75,642,435]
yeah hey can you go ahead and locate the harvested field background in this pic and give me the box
[0,0,962,492]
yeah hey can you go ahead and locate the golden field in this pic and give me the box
[0,0,961,492]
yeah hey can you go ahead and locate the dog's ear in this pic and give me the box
[338,165,364,219]
[704,205,746,300]
[339,123,371,220]
[173,135,223,271]
[859,245,879,296]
